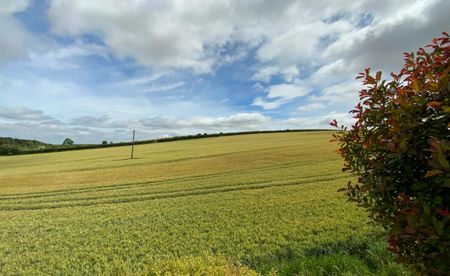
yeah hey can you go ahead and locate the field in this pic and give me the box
[0,132,404,275]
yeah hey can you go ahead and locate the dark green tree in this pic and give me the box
[62,138,74,146]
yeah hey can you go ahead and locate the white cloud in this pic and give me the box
[252,65,299,83]
[44,0,368,73]
[0,0,30,15]
[252,82,265,91]
[0,1,32,64]
[285,112,355,129]
[145,81,185,92]
[70,114,110,127]
[44,0,450,120]
[252,97,290,110]
[253,83,310,110]
[0,120,123,144]
[218,46,248,65]
[267,83,309,100]
[252,66,279,83]
[28,41,109,69]
[117,73,185,93]
[281,65,299,83]
[309,80,362,104]
[0,108,273,143]
[0,106,53,121]
[311,59,348,84]
[140,112,270,130]
[297,103,326,112]
[48,0,240,73]
[121,73,167,86]
[252,0,448,109]
[324,0,450,74]
[256,22,324,66]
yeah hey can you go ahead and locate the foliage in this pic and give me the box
[0,144,21,155]
[0,132,403,274]
[331,33,450,274]
[62,138,74,145]
[0,137,49,155]
[0,137,48,148]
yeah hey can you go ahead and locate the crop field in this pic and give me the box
[0,131,404,275]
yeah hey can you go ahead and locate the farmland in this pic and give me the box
[0,131,404,275]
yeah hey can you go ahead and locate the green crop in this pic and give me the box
[0,132,405,275]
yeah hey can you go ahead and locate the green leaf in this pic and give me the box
[425,169,443,177]
[411,181,426,190]
[432,219,444,236]
[444,178,450,188]
[437,151,449,168]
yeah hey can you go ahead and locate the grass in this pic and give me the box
[0,131,405,275]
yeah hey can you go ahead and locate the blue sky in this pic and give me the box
[0,0,448,143]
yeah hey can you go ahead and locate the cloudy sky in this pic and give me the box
[0,0,448,144]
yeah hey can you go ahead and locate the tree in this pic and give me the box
[102,140,108,145]
[331,33,449,275]
[62,138,74,146]
[0,145,21,155]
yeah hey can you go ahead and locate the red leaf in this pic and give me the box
[329,119,338,127]
[427,101,441,109]
[376,71,382,81]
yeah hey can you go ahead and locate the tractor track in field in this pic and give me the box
[0,159,342,200]
[0,173,351,211]
[2,144,316,176]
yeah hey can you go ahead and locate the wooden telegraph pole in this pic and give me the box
[130,130,135,159]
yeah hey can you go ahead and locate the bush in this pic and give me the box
[331,33,449,274]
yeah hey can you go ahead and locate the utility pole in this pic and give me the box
[130,130,135,159]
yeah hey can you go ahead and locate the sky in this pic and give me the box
[0,0,449,144]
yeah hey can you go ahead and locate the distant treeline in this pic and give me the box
[0,137,51,155]
[0,129,333,156]
[0,137,48,148]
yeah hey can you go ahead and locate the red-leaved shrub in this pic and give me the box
[331,32,449,275]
